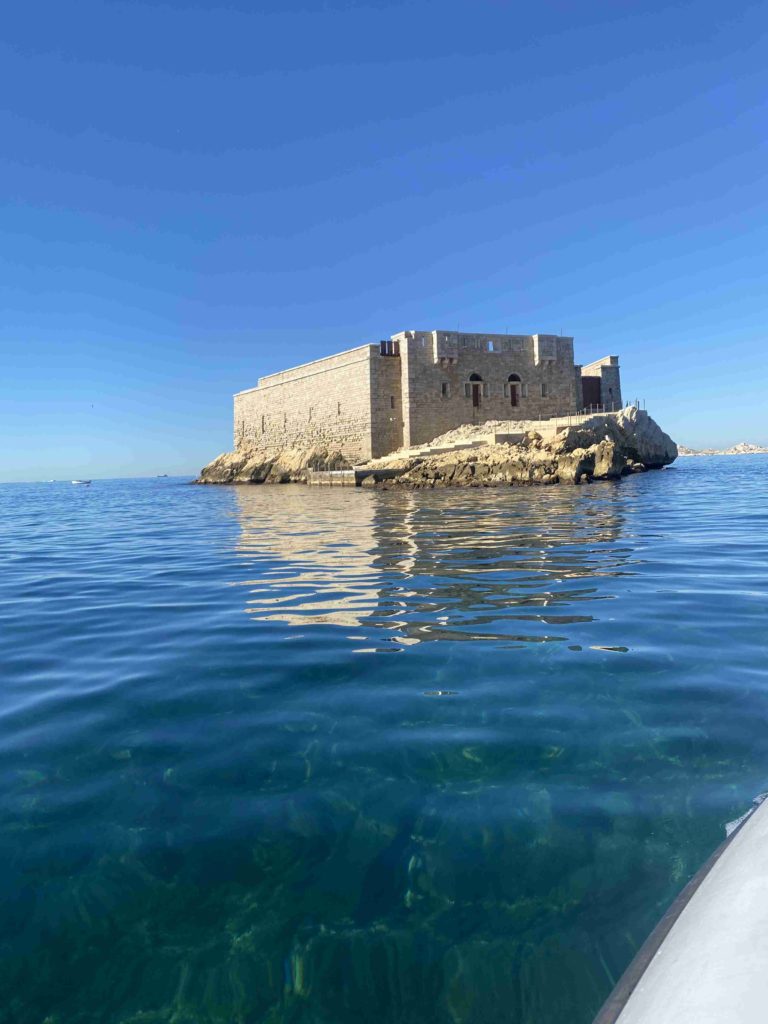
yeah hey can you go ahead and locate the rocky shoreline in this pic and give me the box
[197,407,677,488]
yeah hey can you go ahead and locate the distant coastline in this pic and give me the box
[678,442,768,457]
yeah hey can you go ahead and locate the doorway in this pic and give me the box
[469,373,483,408]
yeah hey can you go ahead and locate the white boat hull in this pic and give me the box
[594,797,768,1023]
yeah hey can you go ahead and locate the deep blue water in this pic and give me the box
[1,458,767,1024]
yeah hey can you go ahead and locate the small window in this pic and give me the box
[390,395,395,409]
[464,382,471,398]
[540,383,548,398]
[283,413,287,428]
[441,382,451,398]
[309,407,313,422]
[482,383,490,398]
[261,415,265,433]
[521,383,528,398]
[337,402,341,416]
[488,340,496,352]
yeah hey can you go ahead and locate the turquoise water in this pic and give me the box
[1,458,767,1024]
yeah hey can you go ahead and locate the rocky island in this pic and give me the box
[198,329,677,488]
[198,407,677,488]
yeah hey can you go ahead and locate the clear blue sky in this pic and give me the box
[1,0,766,480]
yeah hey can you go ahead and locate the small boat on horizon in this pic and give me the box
[71,480,91,485]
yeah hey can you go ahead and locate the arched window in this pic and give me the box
[505,373,523,407]
[464,372,487,407]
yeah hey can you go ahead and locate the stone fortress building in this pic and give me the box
[234,330,622,464]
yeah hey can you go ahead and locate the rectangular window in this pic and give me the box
[390,395,395,409]
[441,382,451,398]
[521,383,528,398]
[540,383,548,398]
[464,382,471,398]
[482,383,490,398]
[337,402,341,416]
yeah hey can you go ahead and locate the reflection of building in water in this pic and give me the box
[235,487,419,630]
[233,486,629,647]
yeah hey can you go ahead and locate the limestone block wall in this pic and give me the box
[581,356,622,410]
[394,330,580,448]
[234,345,376,462]
[369,353,404,458]
[229,331,621,464]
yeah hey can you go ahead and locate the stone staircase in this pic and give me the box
[386,430,529,461]
[309,410,634,487]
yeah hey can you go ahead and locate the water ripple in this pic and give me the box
[0,461,767,1023]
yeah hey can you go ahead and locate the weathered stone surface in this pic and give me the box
[197,409,676,489]
[197,446,350,484]
[365,409,677,489]
[223,329,622,465]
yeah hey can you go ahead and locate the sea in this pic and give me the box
[1,456,767,1024]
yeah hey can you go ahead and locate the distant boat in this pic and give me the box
[71,480,91,485]
[157,474,169,478]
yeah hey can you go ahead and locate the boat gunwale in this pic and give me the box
[591,797,765,1024]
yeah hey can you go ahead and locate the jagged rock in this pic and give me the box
[368,409,677,489]
[197,408,677,489]
[197,446,351,484]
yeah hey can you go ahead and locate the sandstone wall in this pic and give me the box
[395,330,580,448]
[234,345,375,462]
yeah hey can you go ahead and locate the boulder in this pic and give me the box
[368,409,677,489]
[196,446,350,484]
[196,408,677,489]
